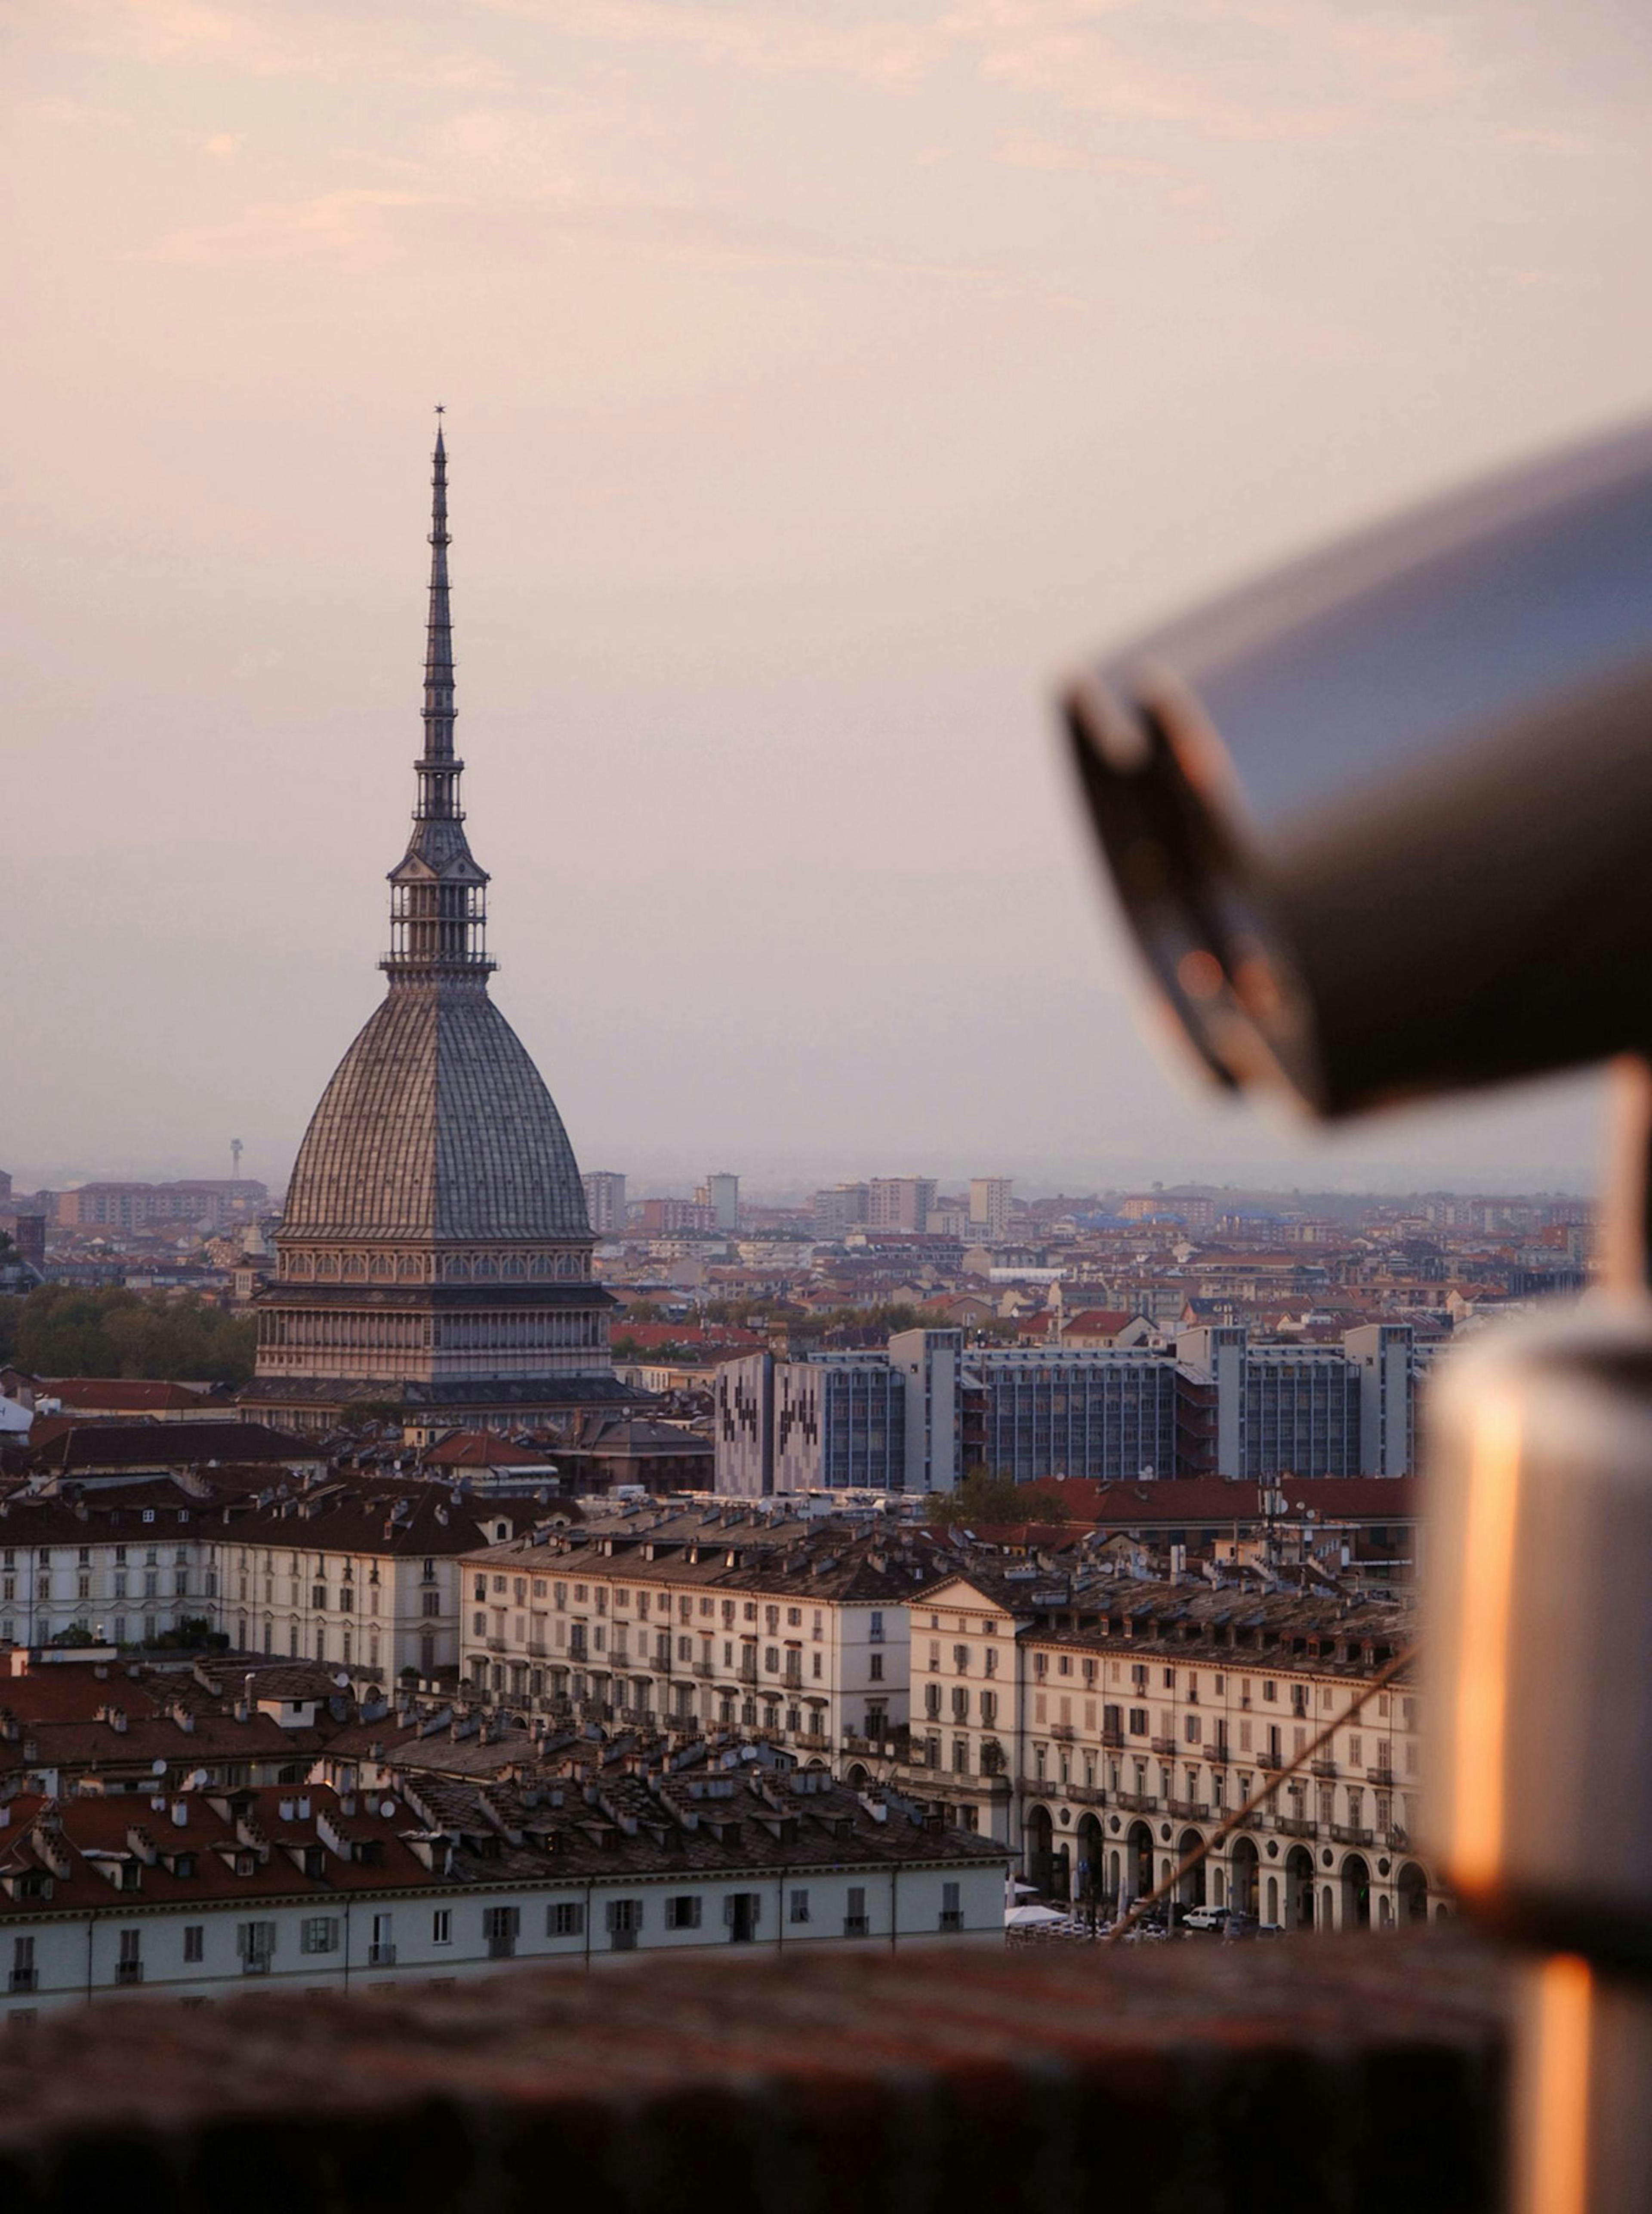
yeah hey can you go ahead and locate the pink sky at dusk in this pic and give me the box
[6,0,1651,1196]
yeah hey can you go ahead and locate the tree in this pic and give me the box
[10,1284,256,1386]
[927,1472,1073,1526]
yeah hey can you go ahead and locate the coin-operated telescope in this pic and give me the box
[1063,416,1652,2214]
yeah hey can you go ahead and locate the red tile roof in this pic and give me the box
[41,1381,216,1413]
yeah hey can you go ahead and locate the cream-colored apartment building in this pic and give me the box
[903,1571,1439,1932]
[458,1525,930,1760]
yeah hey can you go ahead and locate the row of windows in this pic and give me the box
[280,1250,591,1283]
[469,1575,854,1639]
[7,1883,963,1985]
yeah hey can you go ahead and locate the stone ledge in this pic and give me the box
[0,1934,1508,2214]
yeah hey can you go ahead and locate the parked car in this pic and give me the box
[1179,1905,1230,1934]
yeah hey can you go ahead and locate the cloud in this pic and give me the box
[133,167,1101,336]
[55,0,509,89]
[16,94,133,131]
[146,188,429,264]
[472,0,951,84]
[992,130,1177,179]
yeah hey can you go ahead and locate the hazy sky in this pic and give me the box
[8,0,1652,1198]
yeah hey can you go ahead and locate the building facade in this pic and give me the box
[904,1572,1440,1934]
[244,430,622,1436]
[0,1475,509,1681]
[581,1173,627,1236]
[970,1348,1188,1484]
[700,1174,740,1232]
[866,1179,936,1234]
[0,1765,1007,2023]
[968,1179,1014,1241]
[715,1326,1418,1494]
[714,1331,964,1497]
[456,1525,928,1756]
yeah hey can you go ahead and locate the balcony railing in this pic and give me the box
[1150,1737,1179,1757]
[8,1968,36,1994]
[1100,1726,1124,1749]
[1256,1750,1283,1771]
[1051,1724,1076,1742]
[1166,1798,1209,1821]
[1206,1743,1230,1763]
[1274,1814,1316,1839]
[1311,1758,1338,1779]
[241,1955,273,1977]
[114,1959,144,1986]
[1115,1791,1159,1813]
[369,1943,397,1967]
[693,1663,715,1679]
[1331,1825,1374,1848]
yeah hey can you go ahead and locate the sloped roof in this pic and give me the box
[281,980,589,1244]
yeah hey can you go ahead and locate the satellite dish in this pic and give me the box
[379,1799,396,1819]
[151,1758,167,1776]
[333,1672,351,1689]
[188,1768,209,1789]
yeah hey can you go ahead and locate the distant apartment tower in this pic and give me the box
[632,1196,713,1235]
[55,1180,268,1233]
[968,1177,1014,1241]
[811,1184,869,1238]
[582,1171,627,1235]
[866,1178,936,1233]
[698,1173,739,1232]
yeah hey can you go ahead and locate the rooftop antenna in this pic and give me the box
[230,1139,243,1180]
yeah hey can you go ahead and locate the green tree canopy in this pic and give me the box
[7,1284,256,1387]
[926,1473,1073,1526]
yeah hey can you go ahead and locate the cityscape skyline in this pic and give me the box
[9,2,1648,1200]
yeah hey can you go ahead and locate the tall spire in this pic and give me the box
[384,416,495,982]
[422,416,455,770]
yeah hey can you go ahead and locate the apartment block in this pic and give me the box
[903,1572,1439,1934]
[0,1757,1008,2022]
[866,1179,936,1234]
[968,1178,1014,1241]
[458,1524,934,1755]
[581,1172,627,1236]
